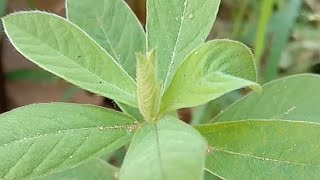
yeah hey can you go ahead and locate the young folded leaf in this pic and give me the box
[136,50,162,122]
[214,74,320,123]
[147,0,221,89]
[2,11,137,107]
[161,39,261,113]
[120,116,207,180]
[0,103,137,179]
[67,0,146,78]
[196,120,320,179]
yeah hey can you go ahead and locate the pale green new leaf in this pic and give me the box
[147,0,221,88]
[120,116,207,180]
[2,11,137,107]
[66,0,146,78]
[39,159,118,180]
[196,120,320,179]
[136,50,162,122]
[0,103,137,180]
[214,74,320,123]
[161,40,261,113]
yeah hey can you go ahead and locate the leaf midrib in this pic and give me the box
[1,124,132,148]
[153,124,167,180]
[209,146,313,166]
[96,16,120,62]
[163,0,188,88]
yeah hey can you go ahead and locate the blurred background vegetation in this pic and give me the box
[0,0,319,121]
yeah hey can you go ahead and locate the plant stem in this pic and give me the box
[254,0,275,71]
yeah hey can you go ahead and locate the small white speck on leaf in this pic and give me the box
[207,147,213,154]
[184,0,188,6]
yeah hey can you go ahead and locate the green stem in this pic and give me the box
[254,0,275,70]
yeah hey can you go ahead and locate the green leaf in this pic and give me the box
[161,40,261,113]
[196,120,320,179]
[2,11,137,107]
[136,50,162,122]
[204,170,219,180]
[120,116,207,180]
[192,91,243,125]
[214,74,320,123]
[0,103,138,179]
[39,159,118,180]
[66,0,146,78]
[147,0,221,88]
[116,102,144,121]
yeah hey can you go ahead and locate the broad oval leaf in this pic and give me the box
[0,103,138,179]
[214,74,320,123]
[119,116,207,180]
[196,120,320,179]
[66,0,146,78]
[2,11,137,107]
[147,0,221,88]
[161,39,260,113]
[39,159,118,180]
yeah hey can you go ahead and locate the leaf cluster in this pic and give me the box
[0,0,319,179]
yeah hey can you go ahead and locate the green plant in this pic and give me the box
[0,0,319,179]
